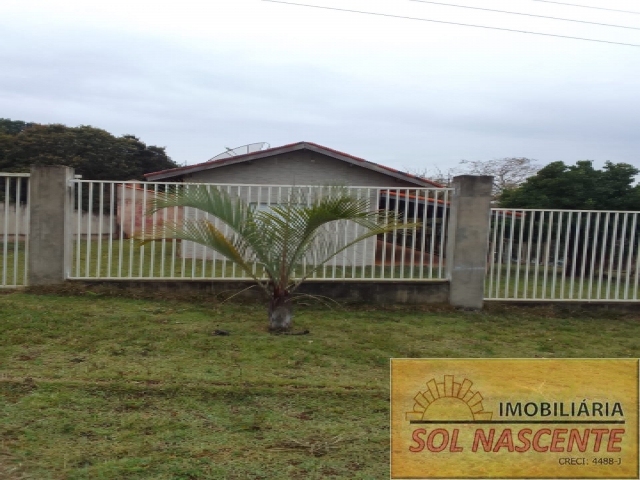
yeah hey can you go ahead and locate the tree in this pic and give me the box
[403,166,458,187]
[458,157,541,198]
[0,118,34,135]
[139,186,417,332]
[499,160,640,210]
[406,157,540,195]
[498,160,640,278]
[0,120,179,181]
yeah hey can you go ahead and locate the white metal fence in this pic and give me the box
[68,181,452,281]
[0,173,30,287]
[486,208,640,301]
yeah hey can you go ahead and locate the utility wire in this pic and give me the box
[528,0,640,15]
[262,0,640,48]
[404,0,640,31]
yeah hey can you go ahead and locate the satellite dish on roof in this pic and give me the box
[209,142,270,161]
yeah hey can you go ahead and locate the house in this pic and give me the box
[144,142,446,267]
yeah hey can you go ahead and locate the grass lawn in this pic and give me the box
[1,290,639,479]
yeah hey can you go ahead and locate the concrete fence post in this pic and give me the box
[28,165,74,285]
[446,175,494,309]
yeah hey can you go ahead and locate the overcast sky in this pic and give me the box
[1,0,638,175]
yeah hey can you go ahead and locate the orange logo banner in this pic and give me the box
[391,359,639,479]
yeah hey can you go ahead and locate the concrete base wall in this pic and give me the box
[486,300,640,313]
[71,279,450,305]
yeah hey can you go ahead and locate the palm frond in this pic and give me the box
[140,184,421,296]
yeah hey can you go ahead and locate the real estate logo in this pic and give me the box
[390,359,639,479]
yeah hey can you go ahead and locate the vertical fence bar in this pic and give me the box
[12,178,21,286]
[75,182,82,277]
[149,184,158,278]
[96,182,104,277]
[541,212,554,300]
[634,217,640,300]
[418,189,428,280]
[23,177,30,286]
[488,210,500,298]
[428,189,438,280]
[504,211,516,298]
[160,183,168,278]
[514,211,525,299]
[171,183,179,278]
[388,189,398,279]
[180,187,187,278]
[139,186,147,277]
[118,183,125,278]
[128,185,136,278]
[578,213,591,299]
[588,213,601,299]
[615,213,628,300]
[624,214,637,300]
[2,177,10,286]
[569,212,581,299]
[551,212,563,299]
[438,189,449,279]
[597,212,610,299]
[398,189,409,279]
[191,194,198,278]
[495,212,506,298]
[85,182,93,277]
[605,213,619,299]
[349,187,358,279]
[533,211,544,299]
[409,189,419,279]
[379,190,389,280]
[107,183,115,278]
[559,212,572,299]
[523,210,534,299]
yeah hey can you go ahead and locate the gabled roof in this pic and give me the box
[144,141,444,188]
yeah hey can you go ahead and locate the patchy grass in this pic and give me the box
[0,291,639,479]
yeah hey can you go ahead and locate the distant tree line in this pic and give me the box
[0,118,179,181]
[0,118,180,211]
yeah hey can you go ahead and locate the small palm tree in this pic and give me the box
[139,185,417,332]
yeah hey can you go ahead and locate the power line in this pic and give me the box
[404,0,640,31]
[262,0,640,48]
[528,0,640,15]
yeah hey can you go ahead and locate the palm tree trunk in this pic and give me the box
[268,290,293,332]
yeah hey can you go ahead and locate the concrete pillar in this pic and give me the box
[28,165,74,285]
[446,175,493,310]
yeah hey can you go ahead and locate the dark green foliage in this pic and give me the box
[0,118,34,135]
[500,160,640,210]
[0,119,179,181]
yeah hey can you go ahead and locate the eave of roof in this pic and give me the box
[144,141,444,188]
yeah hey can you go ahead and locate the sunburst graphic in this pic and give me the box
[405,375,493,421]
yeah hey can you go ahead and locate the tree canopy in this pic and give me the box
[458,157,541,198]
[0,119,179,180]
[499,160,640,211]
[407,157,540,197]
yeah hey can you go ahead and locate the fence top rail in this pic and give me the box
[0,173,30,177]
[70,179,453,191]
[491,207,640,215]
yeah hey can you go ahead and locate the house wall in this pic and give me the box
[178,151,422,266]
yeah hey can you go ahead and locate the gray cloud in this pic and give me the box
[1,15,638,173]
